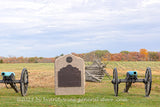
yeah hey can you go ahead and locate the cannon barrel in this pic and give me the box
[126,71,137,80]
[127,71,137,76]
[1,72,15,77]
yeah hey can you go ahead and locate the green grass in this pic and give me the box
[0,79,159,107]
[0,62,159,107]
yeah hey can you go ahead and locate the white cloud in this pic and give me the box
[0,0,159,56]
[142,0,160,7]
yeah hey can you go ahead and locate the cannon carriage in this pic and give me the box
[111,67,152,97]
[0,68,29,96]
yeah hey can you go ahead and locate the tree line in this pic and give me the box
[0,49,159,63]
[72,49,160,61]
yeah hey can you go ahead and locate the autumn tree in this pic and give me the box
[140,49,148,61]
[102,53,111,61]
[148,52,159,61]
[0,59,3,63]
[120,51,129,54]
[120,51,129,61]
[94,50,110,60]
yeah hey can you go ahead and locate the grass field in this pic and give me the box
[0,62,160,107]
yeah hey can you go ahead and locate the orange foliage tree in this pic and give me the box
[140,49,148,61]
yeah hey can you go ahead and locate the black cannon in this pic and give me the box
[111,67,152,97]
[0,68,29,96]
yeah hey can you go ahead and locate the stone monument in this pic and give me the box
[54,54,85,95]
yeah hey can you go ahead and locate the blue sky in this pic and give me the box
[0,0,160,57]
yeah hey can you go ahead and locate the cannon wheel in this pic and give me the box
[113,68,118,96]
[145,67,152,97]
[20,68,28,96]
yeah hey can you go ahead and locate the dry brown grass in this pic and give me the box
[106,68,160,76]
[29,71,54,88]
